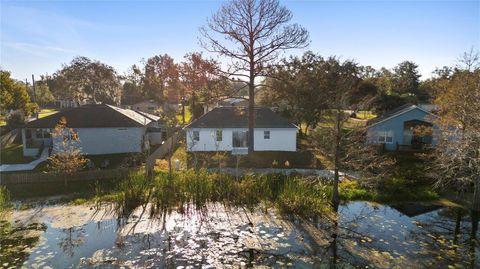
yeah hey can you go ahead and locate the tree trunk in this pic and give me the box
[473,177,480,212]
[332,111,341,208]
[453,208,462,244]
[248,72,255,153]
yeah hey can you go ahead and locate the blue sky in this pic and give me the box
[1,0,479,81]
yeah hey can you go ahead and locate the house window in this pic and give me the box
[35,129,43,139]
[377,131,393,144]
[35,128,51,139]
[216,130,222,141]
[264,130,270,139]
[232,131,248,148]
[193,131,200,142]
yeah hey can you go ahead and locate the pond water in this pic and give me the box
[1,199,478,268]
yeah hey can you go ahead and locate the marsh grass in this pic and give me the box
[0,186,12,220]
[103,170,333,221]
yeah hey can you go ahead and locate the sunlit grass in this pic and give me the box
[176,106,192,123]
[339,179,439,203]
[356,110,377,120]
[101,170,333,220]
[38,109,59,118]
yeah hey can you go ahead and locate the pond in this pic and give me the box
[1,199,478,268]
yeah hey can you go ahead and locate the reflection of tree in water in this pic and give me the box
[408,207,479,268]
[59,226,86,257]
[0,220,46,267]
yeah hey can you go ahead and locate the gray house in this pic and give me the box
[366,104,438,151]
[21,104,165,157]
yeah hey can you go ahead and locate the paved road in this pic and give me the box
[0,148,49,172]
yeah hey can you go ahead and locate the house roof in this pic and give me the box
[186,107,297,129]
[24,104,157,128]
[367,104,436,128]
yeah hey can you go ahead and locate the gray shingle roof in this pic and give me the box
[186,107,297,129]
[367,103,415,126]
[24,104,156,128]
[367,103,436,127]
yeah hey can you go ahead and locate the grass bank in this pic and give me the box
[339,179,439,203]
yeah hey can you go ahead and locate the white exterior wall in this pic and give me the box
[253,128,296,151]
[72,128,145,155]
[186,128,296,152]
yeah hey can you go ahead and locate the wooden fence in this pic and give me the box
[0,168,137,185]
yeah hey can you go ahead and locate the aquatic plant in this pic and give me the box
[105,170,333,222]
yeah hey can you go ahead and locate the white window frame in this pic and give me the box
[377,131,393,144]
[192,130,200,142]
[264,130,270,139]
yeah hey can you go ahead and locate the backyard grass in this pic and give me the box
[0,144,34,164]
[339,179,439,203]
[38,109,59,118]
[356,110,377,120]
[176,106,192,124]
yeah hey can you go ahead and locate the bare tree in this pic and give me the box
[200,0,309,152]
[431,69,480,211]
[457,47,480,72]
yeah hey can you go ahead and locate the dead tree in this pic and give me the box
[200,0,309,152]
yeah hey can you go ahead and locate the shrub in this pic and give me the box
[6,111,25,129]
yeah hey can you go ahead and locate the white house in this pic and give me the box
[21,104,165,157]
[185,107,297,153]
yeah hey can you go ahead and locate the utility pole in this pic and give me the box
[32,74,38,119]
[31,74,36,104]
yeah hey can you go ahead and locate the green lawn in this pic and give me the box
[356,110,377,120]
[176,106,192,124]
[0,144,34,164]
[0,109,58,127]
[38,109,59,118]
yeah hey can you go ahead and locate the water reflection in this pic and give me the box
[2,201,479,268]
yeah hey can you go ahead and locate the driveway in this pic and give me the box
[0,148,49,172]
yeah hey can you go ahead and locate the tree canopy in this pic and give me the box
[52,56,121,105]
[0,70,36,116]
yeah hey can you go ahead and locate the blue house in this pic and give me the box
[367,104,438,151]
